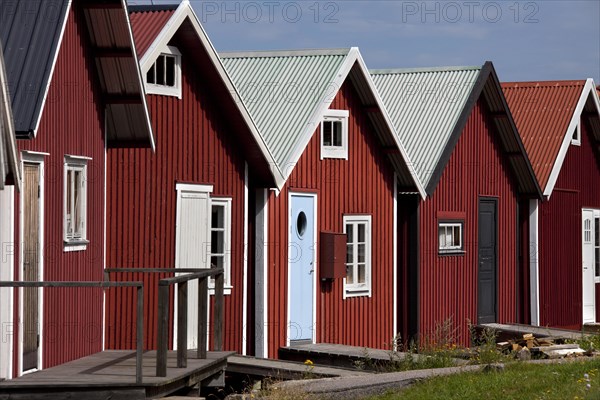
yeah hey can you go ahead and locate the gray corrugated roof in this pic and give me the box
[221,49,350,171]
[371,67,480,190]
[0,0,69,136]
[0,41,21,190]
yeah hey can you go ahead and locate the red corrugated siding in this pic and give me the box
[518,199,530,324]
[129,9,176,58]
[538,117,600,328]
[12,4,106,373]
[105,34,247,353]
[265,79,397,357]
[418,98,519,346]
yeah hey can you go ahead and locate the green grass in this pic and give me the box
[369,359,600,400]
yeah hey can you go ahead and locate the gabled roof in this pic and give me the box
[502,79,600,198]
[372,62,541,198]
[0,0,154,149]
[221,48,426,196]
[129,1,280,188]
[0,41,21,191]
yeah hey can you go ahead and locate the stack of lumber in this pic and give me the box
[496,333,587,359]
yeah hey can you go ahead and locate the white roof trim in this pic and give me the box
[139,0,282,188]
[352,50,427,199]
[0,44,21,191]
[544,79,599,198]
[120,0,156,151]
[31,0,72,138]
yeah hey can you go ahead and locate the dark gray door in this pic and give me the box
[478,199,497,324]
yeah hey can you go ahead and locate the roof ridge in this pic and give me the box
[129,4,180,13]
[220,48,351,59]
[502,80,586,87]
[371,66,481,74]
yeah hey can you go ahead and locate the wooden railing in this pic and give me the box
[104,267,224,377]
[0,281,144,383]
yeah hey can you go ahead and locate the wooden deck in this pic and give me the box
[0,350,233,400]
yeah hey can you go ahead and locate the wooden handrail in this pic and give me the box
[105,267,225,377]
[0,281,144,384]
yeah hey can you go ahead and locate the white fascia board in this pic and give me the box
[139,1,281,187]
[121,0,156,151]
[280,49,354,187]
[31,0,72,139]
[544,80,595,198]
[352,49,427,199]
[0,48,21,191]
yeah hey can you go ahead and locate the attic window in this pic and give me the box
[571,119,581,146]
[321,110,349,160]
[145,46,181,98]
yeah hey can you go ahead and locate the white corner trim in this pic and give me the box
[242,162,249,356]
[529,199,540,326]
[544,79,597,197]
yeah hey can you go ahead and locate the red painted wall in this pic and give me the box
[418,98,520,346]
[12,4,106,373]
[538,117,600,329]
[264,77,397,357]
[104,34,248,353]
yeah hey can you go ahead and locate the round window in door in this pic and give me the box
[296,211,307,238]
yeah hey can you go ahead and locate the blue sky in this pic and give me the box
[130,1,600,82]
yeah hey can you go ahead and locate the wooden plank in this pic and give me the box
[198,277,208,359]
[177,282,188,368]
[156,286,170,377]
[214,273,224,351]
[136,286,144,384]
[0,388,146,400]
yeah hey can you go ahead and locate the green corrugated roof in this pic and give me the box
[221,49,349,172]
[371,66,481,189]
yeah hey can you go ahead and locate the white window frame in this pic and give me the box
[63,155,90,251]
[438,221,464,254]
[144,45,182,99]
[571,119,581,146]
[594,211,600,283]
[209,197,233,295]
[320,109,349,160]
[343,215,372,298]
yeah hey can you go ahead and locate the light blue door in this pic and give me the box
[289,194,315,343]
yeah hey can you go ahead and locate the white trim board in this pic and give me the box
[544,79,600,199]
[0,186,15,379]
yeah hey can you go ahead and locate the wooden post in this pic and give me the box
[156,284,169,377]
[177,281,188,368]
[197,277,208,359]
[214,272,224,351]
[136,286,144,384]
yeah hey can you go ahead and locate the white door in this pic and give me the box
[175,184,212,349]
[582,209,596,323]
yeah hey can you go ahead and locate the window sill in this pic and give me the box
[438,250,465,256]
[344,288,371,299]
[145,84,182,99]
[321,149,348,160]
[64,239,89,252]
[208,286,233,296]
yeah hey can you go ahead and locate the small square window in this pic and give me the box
[64,156,89,251]
[145,46,182,98]
[438,221,463,254]
[321,110,349,159]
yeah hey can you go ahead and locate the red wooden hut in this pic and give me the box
[0,0,153,378]
[221,48,425,357]
[104,2,278,355]
[372,63,542,345]
[503,79,600,329]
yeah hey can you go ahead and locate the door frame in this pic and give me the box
[582,208,598,324]
[286,191,318,346]
[19,152,46,375]
[477,197,499,324]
